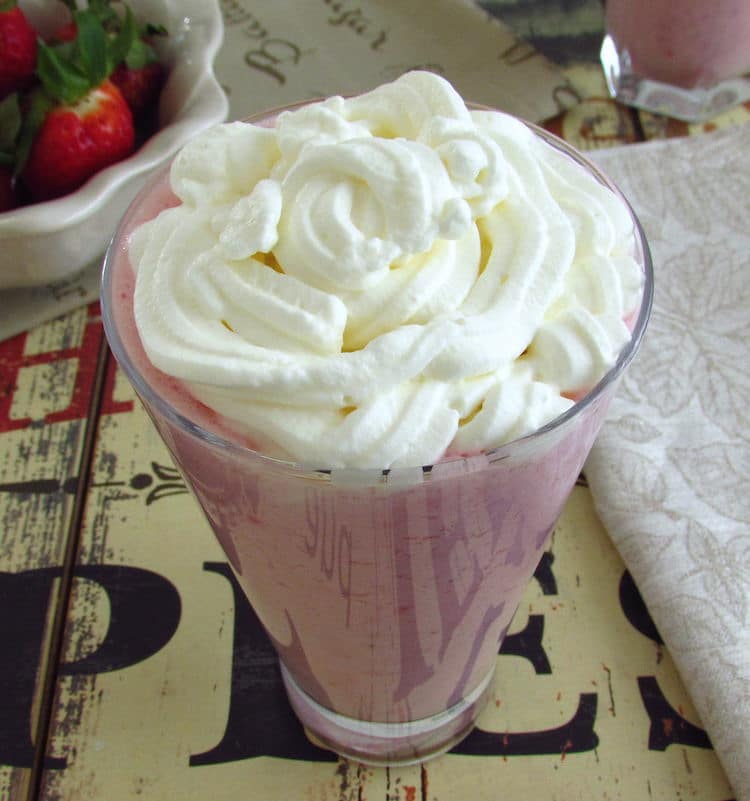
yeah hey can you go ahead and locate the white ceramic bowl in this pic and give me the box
[0,0,228,289]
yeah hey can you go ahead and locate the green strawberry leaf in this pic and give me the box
[88,0,118,28]
[0,94,22,155]
[124,36,158,70]
[52,40,76,61]
[73,9,109,85]
[36,40,90,104]
[14,89,53,175]
[108,5,138,70]
[0,0,18,13]
[32,1,169,106]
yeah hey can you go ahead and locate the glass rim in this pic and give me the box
[100,100,654,478]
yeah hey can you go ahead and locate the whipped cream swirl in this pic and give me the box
[131,71,643,468]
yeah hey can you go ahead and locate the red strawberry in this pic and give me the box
[49,20,77,44]
[0,3,37,100]
[21,79,134,201]
[111,59,164,118]
[5,2,167,205]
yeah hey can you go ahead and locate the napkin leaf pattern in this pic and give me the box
[605,448,668,512]
[685,520,749,619]
[615,413,661,444]
[587,125,750,801]
[672,443,750,522]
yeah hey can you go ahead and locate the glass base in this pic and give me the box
[600,34,750,122]
[280,662,495,766]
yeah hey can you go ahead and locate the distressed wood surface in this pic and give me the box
[2,3,746,800]
[0,305,108,801]
[21,374,736,800]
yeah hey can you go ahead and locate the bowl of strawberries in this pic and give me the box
[0,0,227,288]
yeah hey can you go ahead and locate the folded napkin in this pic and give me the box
[587,124,750,801]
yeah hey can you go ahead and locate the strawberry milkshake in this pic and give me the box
[601,0,750,121]
[102,72,652,764]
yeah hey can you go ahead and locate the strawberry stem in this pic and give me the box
[14,88,52,174]
[0,94,22,163]
[109,6,139,69]
[36,41,91,104]
[75,9,109,85]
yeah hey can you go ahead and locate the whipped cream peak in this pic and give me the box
[335,69,472,138]
[275,135,476,291]
[131,71,643,468]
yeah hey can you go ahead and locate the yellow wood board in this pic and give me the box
[0,305,104,801]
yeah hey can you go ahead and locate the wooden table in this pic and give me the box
[1,4,745,799]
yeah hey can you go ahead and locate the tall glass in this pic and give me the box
[101,108,653,766]
[601,0,750,121]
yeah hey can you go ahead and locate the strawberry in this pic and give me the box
[15,9,138,201]
[49,4,166,120]
[1,1,167,205]
[48,20,77,44]
[21,79,134,201]
[111,58,164,119]
[0,2,37,100]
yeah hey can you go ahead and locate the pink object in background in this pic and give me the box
[601,0,750,121]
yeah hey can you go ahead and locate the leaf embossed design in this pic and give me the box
[601,447,666,513]
[670,442,750,523]
[636,240,750,436]
[613,413,661,444]
[684,520,750,625]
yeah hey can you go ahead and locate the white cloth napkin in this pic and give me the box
[587,124,750,801]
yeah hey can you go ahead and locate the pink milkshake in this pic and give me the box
[102,73,652,764]
[601,0,750,121]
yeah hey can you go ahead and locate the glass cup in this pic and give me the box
[101,107,653,766]
[601,0,750,121]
